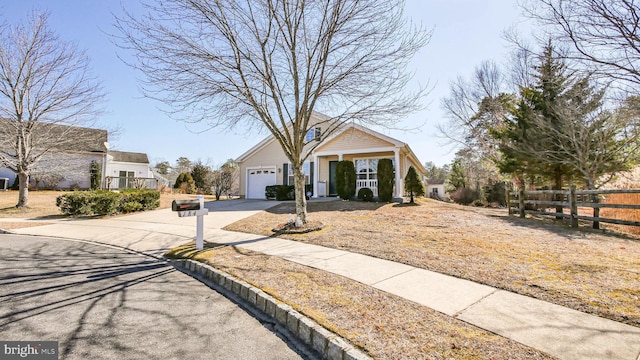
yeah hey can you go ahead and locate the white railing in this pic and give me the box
[356,179,378,196]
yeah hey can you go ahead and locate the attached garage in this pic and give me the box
[246,167,276,199]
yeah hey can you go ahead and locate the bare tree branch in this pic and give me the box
[114,0,430,224]
[0,11,105,207]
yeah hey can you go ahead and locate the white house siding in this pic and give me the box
[105,161,152,179]
[1,152,105,189]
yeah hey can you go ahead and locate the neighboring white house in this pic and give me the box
[0,123,109,189]
[236,113,426,199]
[104,151,155,190]
[0,120,154,190]
[425,179,448,201]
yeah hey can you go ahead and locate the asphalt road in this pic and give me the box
[0,234,304,360]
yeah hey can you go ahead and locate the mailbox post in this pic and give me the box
[171,195,209,250]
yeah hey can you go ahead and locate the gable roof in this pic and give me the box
[236,118,426,174]
[108,151,149,164]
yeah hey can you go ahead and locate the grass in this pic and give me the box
[224,198,640,329]
[602,193,640,236]
[165,242,553,359]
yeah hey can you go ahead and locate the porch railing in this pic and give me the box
[356,179,378,196]
[104,176,158,190]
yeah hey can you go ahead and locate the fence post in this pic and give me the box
[592,192,600,229]
[570,185,578,228]
[519,188,525,218]
[506,190,511,215]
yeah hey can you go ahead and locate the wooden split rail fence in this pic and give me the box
[507,187,640,229]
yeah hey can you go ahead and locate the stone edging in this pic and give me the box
[170,258,371,360]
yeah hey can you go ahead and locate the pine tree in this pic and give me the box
[404,166,425,204]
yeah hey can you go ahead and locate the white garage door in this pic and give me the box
[247,168,276,199]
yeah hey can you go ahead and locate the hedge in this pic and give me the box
[57,189,160,216]
[265,184,313,201]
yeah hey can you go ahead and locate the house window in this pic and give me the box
[356,159,378,180]
[119,171,135,188]
[288,162,310,184]
[305,127,321,142]
[432,187,438,194]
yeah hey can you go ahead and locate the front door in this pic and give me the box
[329,161,338,196]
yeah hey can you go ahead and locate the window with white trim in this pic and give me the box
[355,158,394,180]
[288,162,310,184]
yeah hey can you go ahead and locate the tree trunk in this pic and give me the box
[409,191,414,204]
[16,171,30,208]
[293,165,307,226]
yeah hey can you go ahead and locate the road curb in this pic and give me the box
[170,258,371,360]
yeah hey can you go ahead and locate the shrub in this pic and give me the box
[357,187,374,202]
[336,161,356,200]
[91,190,120,215]
[377,159,394,202]
[265,185,279,200]
[118,189,160,211]
[276,185,295,201]
[450,187,479,205]
[56,192,93,216]
[56,189,160,216]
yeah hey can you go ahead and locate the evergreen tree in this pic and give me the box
[404,166,425,204]
[496,42,581,192]
[335,161,356,200]
[377,159,394,202]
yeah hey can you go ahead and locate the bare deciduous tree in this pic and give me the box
[211,160,239,200]
[114,0,430,225]
[521,0,640,88]
[0,12,104,207]
[440,60,513,159]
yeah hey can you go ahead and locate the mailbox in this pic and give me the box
[171,199,201,212]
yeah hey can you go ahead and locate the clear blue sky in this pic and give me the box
[1,0,529,168]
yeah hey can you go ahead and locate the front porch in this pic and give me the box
[311,148,406,199]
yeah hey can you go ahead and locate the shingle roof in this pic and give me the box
[0,118,108,153]
[109,151,149,164]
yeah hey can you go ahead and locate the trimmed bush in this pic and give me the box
[357,187,374,202]
[265,184,313,200]
[336,161,356,200]
[118,188,160,211]
[265,185,279,200]
[377,159,394,202]
[56,189,160,216]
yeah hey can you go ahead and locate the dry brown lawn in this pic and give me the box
[0,190,215,229]
[224,198,640,329]
[166,243,553,359]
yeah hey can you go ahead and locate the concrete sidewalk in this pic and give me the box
[6,201,640,360]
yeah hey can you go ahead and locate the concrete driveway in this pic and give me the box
[0,234,303,360]
[11,199,280,257]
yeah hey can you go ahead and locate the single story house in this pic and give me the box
[0,119,154,190]
[236,113,426,199]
